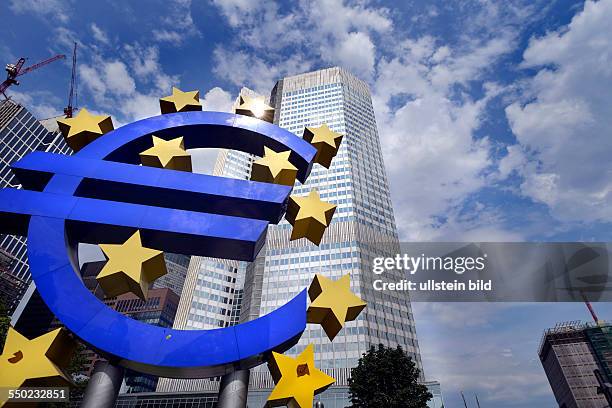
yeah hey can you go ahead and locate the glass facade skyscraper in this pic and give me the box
[0,99,71,290]
[248,67,423,393]
[158,68,423,403]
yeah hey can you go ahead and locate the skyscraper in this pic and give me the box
[248,66,422,403]
[158,68,423,405]
[152,253,191,297]
[539,321,612,408]
[0,99,71,311]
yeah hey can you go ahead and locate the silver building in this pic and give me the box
[158,68,423,405]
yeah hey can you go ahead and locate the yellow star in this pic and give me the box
[302,124,343,168]
[139,136,192,172]
[285,189,336,245]
[159,86,202,114]
[266,344,335,408]
[251,147,298,186]
[0,327,74,405]
[56,108,114,151]
[307,274,367,341]
[96,230,167,300]
[235,94,275,123]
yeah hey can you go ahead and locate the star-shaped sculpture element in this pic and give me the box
[266,344,335,408]
[159,87,202,114]
[251,147,298,186]
[0,327,74,405]
[139,136,192,172]
[57,108,114,151]
[307,274,367,341]
[234,94,275,123]
[96,230,167,300]
[285,189,336,245]
[302,124,343,168]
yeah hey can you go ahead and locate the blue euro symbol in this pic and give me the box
[0,112,317,377]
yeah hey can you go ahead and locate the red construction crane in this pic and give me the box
[64,42,78,118]
[0,54,66,99]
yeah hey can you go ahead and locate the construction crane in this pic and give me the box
[0,54,66,99]
[64,42,77,118]
[581,291,601,324]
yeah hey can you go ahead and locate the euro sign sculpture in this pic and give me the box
[0,108,322,377]
[0,88,364,408]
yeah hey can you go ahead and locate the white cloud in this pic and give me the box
[373,34,516,239]
[498,145,527,179]
[213,47,311,94]
[329,31,376,79]
[207,0,529,240]
[123,44,178,93]
[200,87,233,112]
[152,30,184,44]
[0,44,15,64]
[212,0,261,27]
[9,0,71,23]
[79,61,158,122]
[413,302,554,404]
[51,26,81,54]
[214,0,393,83]
[7,90,63,120]
[77,41,185,125]
[91,23,110,45]
[505,0,612,223]
[152,0,200,45]
[118,93,161,123]
[303,0,392,79]
[79,65,107,96]
[302,0,392,39]
[103,61,136,96]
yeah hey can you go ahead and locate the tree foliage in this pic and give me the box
[348,344,432,408]
[0,300,10,348]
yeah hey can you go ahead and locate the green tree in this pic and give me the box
[0,300,10,348]
[67,342,89,402]
[348,344,432,408]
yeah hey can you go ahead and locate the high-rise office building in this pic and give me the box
[249,67,422,397]
[539,321,612,407]
[153,253,191,297]
[0,100,71,312]
[158,68,423,406]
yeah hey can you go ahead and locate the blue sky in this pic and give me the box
[2,0,612,406]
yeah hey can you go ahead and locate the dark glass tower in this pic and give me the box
[0,99,71,312]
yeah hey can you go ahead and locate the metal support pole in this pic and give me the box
[217,369,250,408]
[314,402,325,408]
[80,360,124,408]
